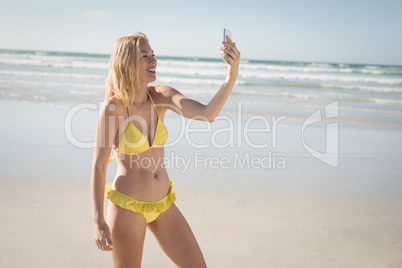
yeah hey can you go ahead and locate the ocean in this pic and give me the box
[1,49,401,130]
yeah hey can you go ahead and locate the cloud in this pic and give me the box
[81,10,110,18]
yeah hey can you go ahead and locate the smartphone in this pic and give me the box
[223,28,233,55]
[223,28,233,42]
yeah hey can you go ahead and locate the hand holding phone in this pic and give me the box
[221,28,240,77]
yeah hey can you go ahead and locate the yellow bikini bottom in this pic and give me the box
[105,180,176,223]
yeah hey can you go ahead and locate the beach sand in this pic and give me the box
[1,100,402,267]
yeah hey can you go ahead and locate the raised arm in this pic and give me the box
[90,99,121,251]
[164,37,240,122]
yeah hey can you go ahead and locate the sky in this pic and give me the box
[1,0,402,65]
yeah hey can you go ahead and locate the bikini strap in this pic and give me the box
[147,91,160,118]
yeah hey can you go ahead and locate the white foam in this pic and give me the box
[321,84,402,93]
[157,60,402,85]
[0,70,105,80]
[158,59,223,69]
[0,53,109,69]
[156,66,227,77]
[230,90,402,105]
[69,90,101,96]
[156,76,245,86]
[0,79,104,90]
[238,71,402,85]
[239,62,353,73]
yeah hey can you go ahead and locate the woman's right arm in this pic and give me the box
[91,99,120,251]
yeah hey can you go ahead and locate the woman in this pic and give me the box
[91,32,240,267]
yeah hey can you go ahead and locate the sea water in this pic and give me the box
[1,49,401,130]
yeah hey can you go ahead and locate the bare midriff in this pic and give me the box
[112,146,171,202]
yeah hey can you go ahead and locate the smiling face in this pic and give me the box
[138,41,157,84]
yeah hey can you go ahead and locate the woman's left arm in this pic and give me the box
[163,37,240,122]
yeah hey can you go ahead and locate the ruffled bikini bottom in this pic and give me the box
[105,180,176,223]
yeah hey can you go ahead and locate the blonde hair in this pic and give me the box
[105,32,149,106]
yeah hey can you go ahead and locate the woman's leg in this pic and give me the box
[147,203,207,268]
[107,201,147,268]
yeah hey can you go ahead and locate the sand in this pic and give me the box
[1,99,401,267]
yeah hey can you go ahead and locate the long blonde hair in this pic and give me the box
[105,32,149,106]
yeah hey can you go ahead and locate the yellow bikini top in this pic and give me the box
[109,91,168,163]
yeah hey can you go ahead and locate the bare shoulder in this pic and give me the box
[103,96,126,116]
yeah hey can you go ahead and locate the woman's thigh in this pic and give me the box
[147,203,207,268]
[107,201,147,268]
